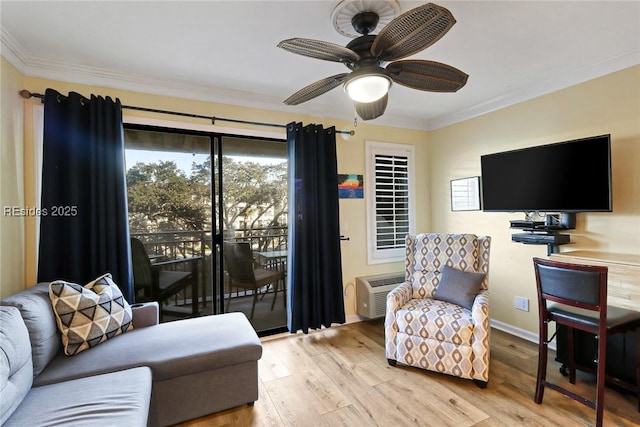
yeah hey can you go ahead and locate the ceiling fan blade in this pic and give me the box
[371,3,456,61]
[386,60,468,92]
[283,73,349,105]
[278,38,361,64]
[355,94,388,121]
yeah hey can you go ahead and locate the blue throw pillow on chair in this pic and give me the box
[433,265,486,310]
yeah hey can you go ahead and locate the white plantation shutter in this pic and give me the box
[366,142,415,264]
[374,154,409,249]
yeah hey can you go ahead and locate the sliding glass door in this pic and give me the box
[124,125,287,335]
[125,127,214,319]
[218,135,288,334]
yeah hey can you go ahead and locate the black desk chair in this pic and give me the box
[131,237,201,320]
[533,257,640,427]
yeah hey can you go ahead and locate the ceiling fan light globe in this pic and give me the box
[345,74,391,103]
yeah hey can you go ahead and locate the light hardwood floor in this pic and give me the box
[177,319,640,426]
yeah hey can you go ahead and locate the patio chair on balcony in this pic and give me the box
[130,237,202,320]
[223,241,285,320]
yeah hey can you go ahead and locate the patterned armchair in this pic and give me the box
[385,233,492,387]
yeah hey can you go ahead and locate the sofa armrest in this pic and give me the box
[471,290,490,326]
[384,281,413,360]
[471,290,490,381]
[386,281,413,313]
[131,302,159,328]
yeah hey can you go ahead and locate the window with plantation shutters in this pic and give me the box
[365,141,415,264]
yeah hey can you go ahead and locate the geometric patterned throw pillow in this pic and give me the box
[48,273,134,356]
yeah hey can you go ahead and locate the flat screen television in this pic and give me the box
[480,134,612,212]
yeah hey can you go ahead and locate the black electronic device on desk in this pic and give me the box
[509,220,545,229]
[511,232,570,245]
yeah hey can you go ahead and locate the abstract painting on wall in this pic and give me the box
[338,174,364,199]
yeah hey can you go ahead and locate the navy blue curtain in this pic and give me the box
[286,122,345,333]
[37,89,133,302]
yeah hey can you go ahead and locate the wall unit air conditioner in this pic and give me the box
[356,272,405,319]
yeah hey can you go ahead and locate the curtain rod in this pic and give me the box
[19,90,355,136]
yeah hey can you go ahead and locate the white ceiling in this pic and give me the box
[2,1,639,130]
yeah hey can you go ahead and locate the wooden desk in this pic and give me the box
[550,250,640,386]
[549,250,640,311]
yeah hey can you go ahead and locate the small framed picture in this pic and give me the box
[338,174,364,199]
[450,176,481,211]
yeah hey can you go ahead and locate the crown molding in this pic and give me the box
[22,57,292,114]
[0,27,294,118]
[427,49,640,131]
[1,26,28,73]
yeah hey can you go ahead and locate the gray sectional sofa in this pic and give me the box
[0,282,263,426]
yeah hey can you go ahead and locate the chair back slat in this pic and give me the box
[536,263,602,308]
[533,257,607,313]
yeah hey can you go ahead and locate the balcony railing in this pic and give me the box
[131,226,287,317]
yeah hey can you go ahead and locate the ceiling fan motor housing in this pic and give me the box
[345,35,384,70]
[351,11,379,36]
[343,34,392,101]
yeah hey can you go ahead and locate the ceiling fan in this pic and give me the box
[277,1,468,121]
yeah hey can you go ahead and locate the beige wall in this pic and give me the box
[428,65,640,334]
[0,58,26,298]
[17,76,429,316]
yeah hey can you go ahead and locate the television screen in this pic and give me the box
[480,134,612,212]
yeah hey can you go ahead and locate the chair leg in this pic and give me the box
[250,290,258,320]
[271,280,279,311]
[226,287,233,311]
[535,319,548,404]
[568,326,576,384]
[259,284,271,301]
[595,334,607,427]
[191,277,198,317]
[636,328,640,412]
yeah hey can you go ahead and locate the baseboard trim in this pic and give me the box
[260,315,370,342]
[345,314,367,324]
[261,315,557,352]
[490,319,556,351]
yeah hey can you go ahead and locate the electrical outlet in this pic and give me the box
[514,296,529,312]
